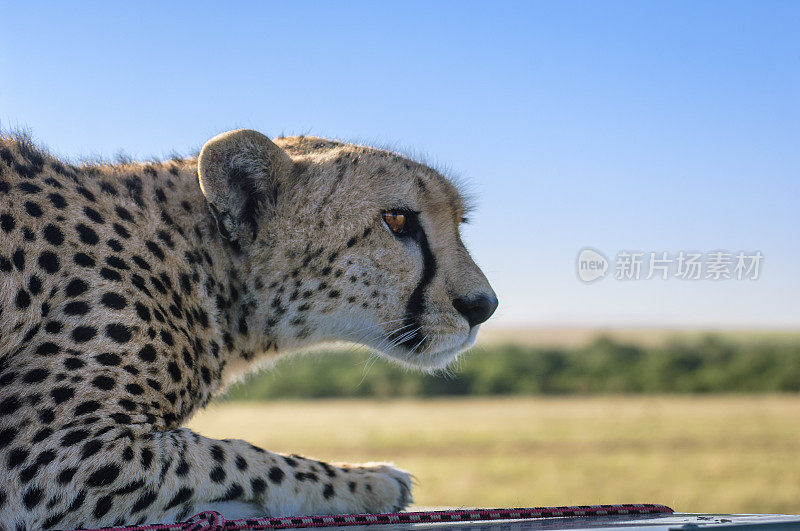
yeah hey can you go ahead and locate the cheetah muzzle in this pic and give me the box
[0,129,497,529]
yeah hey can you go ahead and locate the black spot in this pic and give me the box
[38,251,60,274]
[209,466,226,483]
[24,201,43,217]
[83,207,104,224]
[319,461,337,478]
[99,182,118,196]
[38,408,55,424]
[81,439,103,459]
[105,323,132,343]
[125,383,144,395]
[112,223,130,239]
[150,275,167,294]
[66,279,89,297]
[215,482,244,502]
[236,455,248,471]
[251,477,267,495]
[64,301,90,315]
[348,481,356,493]
[180,274,192,293]
[134,302,151,322]
[131,255,151,271]
[105,256,129,270]
[12,248,25,270]
[111,413,132,424]
[145,240,164,261]
[131,490,157,513]
[140,448,153,469]
[157,230,174,249]
[91,375,115,390]
[76,223,99,245]
[107,238,123,252]
[0,213,15,233]
[93,495,114,518]
[75,401,101,415]
[7,447,28,468]
[323,483,335,499]
[160,330,174,346]
[15,288,31,309]
[101,292,127,310]
[165,487,194,510]
[45,320,62,334]
[43,224,64,245]
[99,267,122,282]
[86,464,120,487]
[268,466,284,484]
[25,393,41,406]
[76,186,95,202]
[58,467,77,484]
[48,193,66,209]
[51,386,74,404]
[18,182,43,194]
[74,252,95,267]
[175,458,189,476]
[95,352,121,366]
[27,275,42,295]
[211,444,226,463]
[114,206,133,222]
[23,487,43,509]
[64,357,84,370]
[35,342,60,356]
[295,471,318,482]
[131,274,152,296]
[23,368,49,383]
[137,344,157,362]
[167,362,181,382]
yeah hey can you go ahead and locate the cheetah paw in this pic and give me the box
[342,462,414,513]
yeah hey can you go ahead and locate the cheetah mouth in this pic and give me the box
[382,326,479,370]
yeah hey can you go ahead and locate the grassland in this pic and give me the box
[189,395,800,514]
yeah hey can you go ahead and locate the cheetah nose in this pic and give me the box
[452,293,499,328]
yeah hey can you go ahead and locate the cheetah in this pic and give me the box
[0,129,498,529]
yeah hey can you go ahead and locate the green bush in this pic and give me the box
[221,336,800,400]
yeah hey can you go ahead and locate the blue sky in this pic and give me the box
[1,1,798,327]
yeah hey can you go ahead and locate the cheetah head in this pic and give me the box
[198,130,497,370]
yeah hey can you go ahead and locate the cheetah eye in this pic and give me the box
[382,211,408,235]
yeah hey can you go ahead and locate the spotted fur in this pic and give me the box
[0,130,496,529]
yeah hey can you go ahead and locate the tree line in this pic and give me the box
[222,336,800,400]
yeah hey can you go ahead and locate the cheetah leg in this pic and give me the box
[33,425,412,529]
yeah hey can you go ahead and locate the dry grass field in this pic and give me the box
[189,395,800,514]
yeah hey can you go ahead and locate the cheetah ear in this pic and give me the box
[198,129,292,246]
